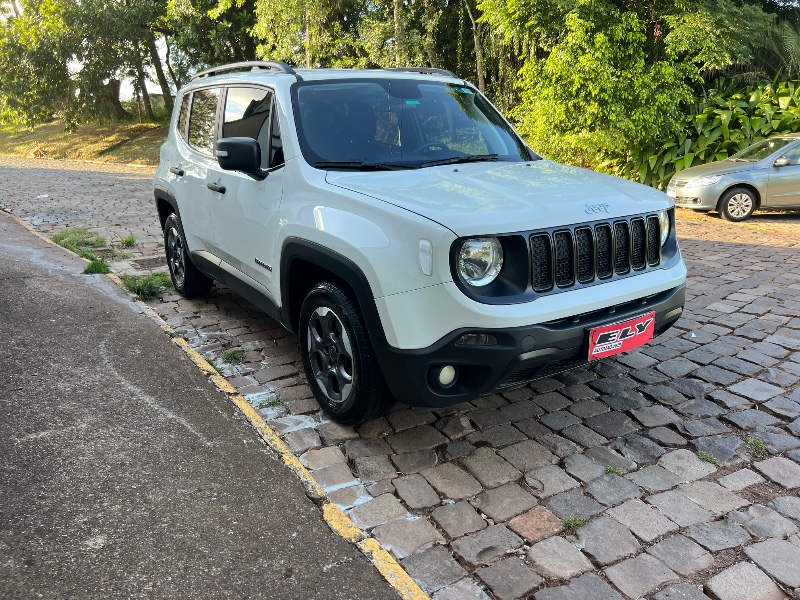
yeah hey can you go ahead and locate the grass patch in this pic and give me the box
[82,258,111,274]
[696,451,717,464]
[605,466,623,476]
[222,348,246,365]
[51,227,106,260]
[119,234,136,248]
[259,397,286,409]
[562,517,585,535]
[746,437,768,459]
[120,271,171,300]
[205,358,222,373]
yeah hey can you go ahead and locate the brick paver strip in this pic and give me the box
[8,158,800,599]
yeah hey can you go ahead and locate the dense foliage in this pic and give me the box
[2,0,800,188]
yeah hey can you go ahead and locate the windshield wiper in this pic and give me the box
[314,161,414,171]
[420,154,499,168]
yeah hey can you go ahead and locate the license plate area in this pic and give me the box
[588,311,656,360]
[667,188,677,198]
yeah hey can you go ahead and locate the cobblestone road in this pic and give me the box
[4,156,800,600]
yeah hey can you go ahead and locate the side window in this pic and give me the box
[780,146,800,166]
[223,86,273,168]
[188,88,220,155]
[177,93,190,140]
[270,104,284,168]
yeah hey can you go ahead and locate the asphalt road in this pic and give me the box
[0,212,396,599]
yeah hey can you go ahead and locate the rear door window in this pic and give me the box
[188,88,220,155]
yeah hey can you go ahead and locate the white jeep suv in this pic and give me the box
[154,61,686,424]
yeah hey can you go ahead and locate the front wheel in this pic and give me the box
[164,213,213,298]
[299,282,394,425]
[718,188,756,222]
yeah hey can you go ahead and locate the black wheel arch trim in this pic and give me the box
[154,185,181,229]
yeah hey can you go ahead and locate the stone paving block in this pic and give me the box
[498,401,544,422]
[729,503,799,539]
[647,533,713,576]
[758,431,800,454]
[546,489,606,521]
[654,584,711,600]
[709,389,752,409]
[525,465,580,498]
[693,365,741,386]
[328,483,372,510]
[679,481,749,515]
[604,553,679,599]
[348,493,408,529]
[631,366,672,384]
[437,415,475,440]
[386,425,448,454]
[468,408,510,430]
[569,399,611,418]
[393,474,440,509]
[745,538,800,588]
[713,356,762,377]
[355,417,392,439]
[685,520,751,551]
[563,453,606,483]
[476,558,542,600]
[401,545,467,594]
[283,427,322,454]
[724,409,781,430]
[763,396,800,419]
[451,524,523,567]
[461,447,521,488]
[444,440,476,460]
[344,438,392,459]
[584,410,641,438]
[601,390,651,411]
[718,468,765,491]
[508,505,563,543]
[533,573,623,600]
[533,391,571,412]
[584,446,637,473]
[705,562,788,600]
[537,433,583,458]
[431,501,487,539]
[585,473,642,506]
[386,408,437,432]
[648,426,688,446]
[671,377,715,399]
[659,449,717,481]
[754,456,800,488]
[466,424,528,448]
[560,424,609,448]
[431,578,491,600]
[590,376,639,395]
[773,496,800,520]
[421,463,483,500]
[675,398,726,417]
[562,383,600,401]
[354,455,397,482]
[314,462,359,492]
[301,445,347,469]
[618,351,659,369]
[391,449,437,474]
[626,465,684,492]
[728,378,784,402]
[527,536,593,579]
[790,418,800,436]
[471,482,537,522]
[657,357,701,378]
[607,499,679,542]
[692,434,744,465]
[316,421,360,443]
[631,404,682,427]
[574,515,640,566]
[610,433,667,463]
[676,417,731,437]
[367,478,394,497]
[644,384,687,406]
[372,517,444,559]
[540,410,581,431]
[498,440,558,472]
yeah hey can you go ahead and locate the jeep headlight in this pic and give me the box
[688,175,721,187]
[658,210,670,246]
[458,238,503,287]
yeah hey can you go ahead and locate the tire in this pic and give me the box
[299,282,394,425]
[163,213,213,298]
[718,187,757,222]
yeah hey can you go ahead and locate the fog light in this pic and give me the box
[429,365,458,389]
[456,333,497,346]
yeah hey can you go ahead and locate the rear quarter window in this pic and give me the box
[188,88,220,155]
[177,93,190,140]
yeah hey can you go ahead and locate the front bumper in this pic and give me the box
[377,283,685,408]
[670,185,723,210]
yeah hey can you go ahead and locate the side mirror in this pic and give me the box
[216,137,268,180]
[774,157,791,168]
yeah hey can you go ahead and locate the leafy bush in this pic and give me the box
[619,78,800,189]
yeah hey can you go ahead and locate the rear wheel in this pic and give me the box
[299,282,394,424]
[164,213,213,298]
[718,188,756,222]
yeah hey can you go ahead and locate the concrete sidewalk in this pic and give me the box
[0,212,396,599]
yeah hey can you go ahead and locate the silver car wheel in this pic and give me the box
[726,193,753,219]
[307,306,354,405]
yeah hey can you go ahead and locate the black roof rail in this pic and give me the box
[385,67,459,78]
[190,61,298,81]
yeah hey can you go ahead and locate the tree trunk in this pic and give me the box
[423,0,438,67]
[394,0,405,66]
[145,31,174,113]
[305,7,311,67]
[105,79,133,120]
[10,0,20,16]
[135,51,155,122]
[463,0,485,92]
[164,36,181,90]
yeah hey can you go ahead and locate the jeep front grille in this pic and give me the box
[528,214,662,291]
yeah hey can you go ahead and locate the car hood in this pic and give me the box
[673,160,756,183]
[325,160,671,237]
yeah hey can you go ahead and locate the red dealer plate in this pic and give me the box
[588,311,656,361]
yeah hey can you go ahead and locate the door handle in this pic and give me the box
[207,182,226,194]
[169,167,184,176]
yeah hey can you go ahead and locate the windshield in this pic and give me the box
[730,138,795,162]
[291,79,533,169]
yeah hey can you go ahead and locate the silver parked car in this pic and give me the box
[667,134,800,221]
